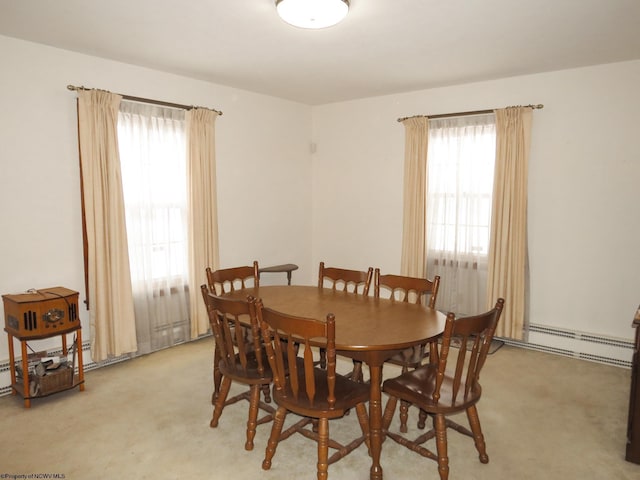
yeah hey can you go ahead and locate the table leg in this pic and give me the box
[368,364,384,480]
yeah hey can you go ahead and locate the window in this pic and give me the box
[117,101,190,353]
[425,114,496,315]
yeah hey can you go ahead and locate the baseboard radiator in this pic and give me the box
[0,324,632,397]
[500,323,634,368]
[0,339,129,397]
[0,329,215,398]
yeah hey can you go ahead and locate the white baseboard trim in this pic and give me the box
[501,323,634,368]
[1,326,632,397]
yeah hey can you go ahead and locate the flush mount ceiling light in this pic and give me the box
[276,0,350,29]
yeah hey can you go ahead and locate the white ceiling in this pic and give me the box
[1,0,640,105]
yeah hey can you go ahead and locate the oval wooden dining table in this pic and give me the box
[223,285,447,480]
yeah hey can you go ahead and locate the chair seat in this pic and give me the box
[386,345,427,368]
[383,364,482,414]
[219,351,273,384]
[274,368,371,419]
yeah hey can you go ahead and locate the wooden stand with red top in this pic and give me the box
[2,287,85,408]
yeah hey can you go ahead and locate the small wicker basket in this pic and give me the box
[33,366,74,395]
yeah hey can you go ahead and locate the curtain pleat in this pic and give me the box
[186,108,220,339]
[400,117,429,278]
[77,90,138,361]
[487,107,532,339]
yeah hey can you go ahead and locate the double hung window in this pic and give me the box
[117,101,190,353]
[425,114,496,315]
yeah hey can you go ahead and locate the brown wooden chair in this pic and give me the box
[374,269,441,431]
[374,268,441,370]
[374,269,440,308]
[206,260,260,295]
[205,261,262,403]
[200,286,275,451]
[381,298,504,480]
[255,298,371,480]
[318,261,373,295]
[318,261,373,379]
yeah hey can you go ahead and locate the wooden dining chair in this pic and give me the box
[255,298,371,480]
[200,286,275,451]
[374,269,441,431]
[205,261,262,403]
[374,268,441,370]
[374,268,440,308]
[206,260,260,295]
[318,261,373,295]
[318,262,373,379]
[381,298,504,480]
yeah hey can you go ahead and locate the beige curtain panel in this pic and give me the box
[186,108,220,339]
[400,117,429,279]
[77,90,138,361]
[487,107,533,340]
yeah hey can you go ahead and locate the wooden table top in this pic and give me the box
[258,263,299,273]
[224,285,446,352]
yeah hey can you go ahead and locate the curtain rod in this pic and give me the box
[66,84,222,116]
[397,104,543,122]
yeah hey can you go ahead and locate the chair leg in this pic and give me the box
[399,400,410,433]
[317,417,329,480]
[466,404,489,463]
[351,360,364,383]
[396,363,411,431]
[263,406,287,470]
[382,395,398,432]
[245,385,260,451]
[354,402,371,453]
[417,408,428,429]
[210,377,232,428]
[434,414,450,480]
[261,383,271,403]
[212,347,222,404]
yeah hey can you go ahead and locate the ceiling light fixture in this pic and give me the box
[276,0,350,29]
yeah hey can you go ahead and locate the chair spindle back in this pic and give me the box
[206,261,260,295]
[256,298,337,409]
[433,298,504,405]
[200,285,265,377]
[318,262,373,296]
[374,268,440,308]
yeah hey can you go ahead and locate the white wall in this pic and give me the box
[1,33,638,376]
[0,35,314,365]
[311,60,640,343]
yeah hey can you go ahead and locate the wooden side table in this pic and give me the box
[3,287,85,408]
[258,263,299,285]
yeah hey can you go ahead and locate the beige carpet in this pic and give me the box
[0,338,637,480]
